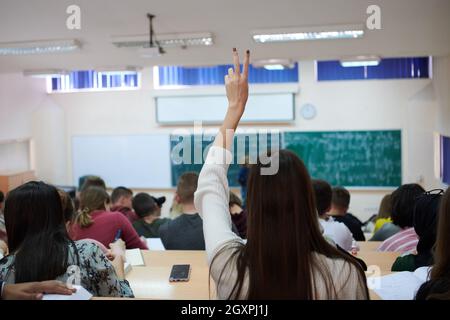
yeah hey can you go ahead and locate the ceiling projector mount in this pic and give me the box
[139,13,166,58]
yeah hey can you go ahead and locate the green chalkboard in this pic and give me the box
[283,130,402,187]
[170,132,281,187]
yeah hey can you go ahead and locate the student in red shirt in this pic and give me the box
[70,186,147,250]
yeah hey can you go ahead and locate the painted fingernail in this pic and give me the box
[246,50,250,54]
[233,47,236,52]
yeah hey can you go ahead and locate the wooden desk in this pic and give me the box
[357,241,383,252]
[356,251,400,271]
[125,250,214,300]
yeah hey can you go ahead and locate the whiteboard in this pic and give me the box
[72,135,172,188]
[156,93,295,124]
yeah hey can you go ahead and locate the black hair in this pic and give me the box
[111,186,133,204]
[391,183,426,228]
[5,181,78,282]
[312,179,332,216]
[0,190,4,203]
[132,193,158,218]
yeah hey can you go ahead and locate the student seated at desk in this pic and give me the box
[194,48,368,300]
[329,187,365,241]
[132,192,170,238]
[0,190,6,243]
[159,172,205,250]
[312,179,354,251]
[392,190,442,272]
[70,186,147,250]
[416,188,450,300]
[370,194,402,241]
[111,186,139,223]
[377,184,425,253]
[0,181,133,297]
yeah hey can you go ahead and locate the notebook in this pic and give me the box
[368,266,431,300]
[125,248,145,266]
[146,238,166,251]
[42,285,92,300]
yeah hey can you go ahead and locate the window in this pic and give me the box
[48,70,140,93]
[317,57,431,81]
[155,63,299,87]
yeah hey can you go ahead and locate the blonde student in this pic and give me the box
[194,48,369,300]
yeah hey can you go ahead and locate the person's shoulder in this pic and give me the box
[392,253,415,271]
[73,239,105,256]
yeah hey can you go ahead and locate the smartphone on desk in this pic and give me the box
[169,264,191,282]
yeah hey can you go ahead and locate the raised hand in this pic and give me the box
[225,48,250,116]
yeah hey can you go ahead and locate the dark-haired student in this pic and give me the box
[378,183,425,252]
[79,175,106,192]
[159,172,205,250]
[416,188,450,300]
[312,180,354,251]
[132,193,170,238]
[194,49,368,299]
[0,280,75,300]
[329,187,365,241]
[0,190,6,242]
[392,191,442,271]
[70,186,147,250]
[111,186,139,223]
[370,194,402,241]
[0,181,133,297]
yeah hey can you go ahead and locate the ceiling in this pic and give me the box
[0,0,449,73]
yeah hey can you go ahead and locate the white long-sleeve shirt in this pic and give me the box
[194,146,367,300]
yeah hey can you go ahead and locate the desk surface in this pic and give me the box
[357,241,382,252]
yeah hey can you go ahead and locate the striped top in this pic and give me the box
[377,227,418,253]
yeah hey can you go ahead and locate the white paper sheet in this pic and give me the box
[125,249,145,266]
[146,238,166,251]
[42,285,92,300]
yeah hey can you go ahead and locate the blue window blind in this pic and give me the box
[317,57,430,81]
[442,135,450,184]
[156,63,299,86]
[49,70,139,92]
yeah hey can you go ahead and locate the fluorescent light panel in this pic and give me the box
[340,56,380,67]
[252,25,364,43]
[0,39,81,55]
[252,59,295,70]
[23,69,69,78]
[111,32,213,48]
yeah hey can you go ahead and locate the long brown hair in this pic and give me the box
[431,188,450,281]
[76,186,110,228]
[377,194,392,220]
[212,150,368,299]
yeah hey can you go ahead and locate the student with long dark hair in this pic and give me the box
[392,190,442,271]
[0,181,133,297]
[416,188,450,300]
[194,49,369,299]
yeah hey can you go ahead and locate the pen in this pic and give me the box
[114,229,122,241]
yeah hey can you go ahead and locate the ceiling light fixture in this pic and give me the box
[252,24,364,43]
[252,59,295,70]
[340,55,381,67]
[23,69,70,78]
[0,39,81,56]
[111,32,213,48]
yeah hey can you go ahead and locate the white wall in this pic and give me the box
[45,61,447,221]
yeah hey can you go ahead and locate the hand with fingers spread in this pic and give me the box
[225,48,250,116]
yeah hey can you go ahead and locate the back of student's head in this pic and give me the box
[431,188,450,282]
[377,194,392,220]
[331,186,350,211]
[133,193,158,218]
[312,179,332,216]
[4,181,75,282]
[80,175,106,192]
[77,186,110,228]
[214,149,368,299]
[391,183,425,228]
[111,186,133,206]
[413,191,442,268]
[176,172,198,204]
[229,192,243,208]
[0,190,4,210]
[58,189,76,223]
